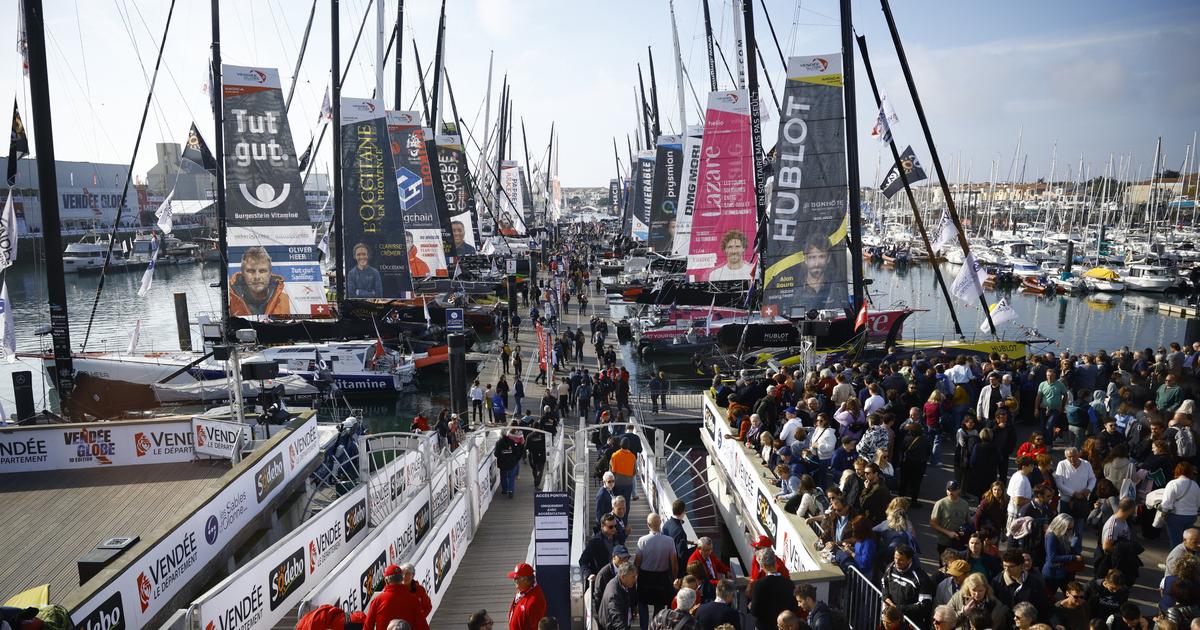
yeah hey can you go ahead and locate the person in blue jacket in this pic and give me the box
[1042,513,1084,597]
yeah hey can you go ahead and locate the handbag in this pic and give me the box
[1153,507,1169,529]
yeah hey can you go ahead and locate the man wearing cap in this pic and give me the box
[363,564,431,630]
[748,535,789,580]
[508,563,547,630]
[930,481,970,554]
[591,545,633,618]
[779,408,805,449]
[934,559,971,607]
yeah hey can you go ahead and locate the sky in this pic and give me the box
[0,0,1197,189]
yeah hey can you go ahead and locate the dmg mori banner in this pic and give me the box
[192,485,370,630]
[435,135,479,258]
[342,99,413,298]
[648,135,682,253]
[762,55,850,314]
[384,111,446,280]
[631,150,655,241]
[687,90,756,282]
[672,126,703,257]
[222,65,325,318]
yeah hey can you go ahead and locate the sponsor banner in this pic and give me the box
[435,135,479,260]
[72,417,323,628]
[630,150,655,241]
[383,111,445,281]
[648,136,682,253]
[222,65,325,319]
[192,485,369,630]
[412,493,471,613]
[608,179,620,216]
[341,99,414,298]
[687,90,757,283]
[672,127,704,257]
[0,419,194,473]
[703,395,821,574]
[498,161,528,237]
[192,417,247,461]
[763,54,850,313]
[879,145,928,200]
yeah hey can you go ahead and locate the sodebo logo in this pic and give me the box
[255,453,285,503]
[79,591,125,630]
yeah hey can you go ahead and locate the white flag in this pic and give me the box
[979,298,1018,333]
[154,191,175,234]
[932,209,958,252]
[0,189,17,270]
[137,236,160,297]
[0,281,14,363]
[320,86,332,122]
[126,319,142,354]
[870,92,899,144]
[950,254,988,304]
[422,297,431,325]
[317,229,330,260]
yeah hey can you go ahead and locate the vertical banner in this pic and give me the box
[672,126,704,257]
[222,65,326,318]
[519,166,535,229]
[533,492,572,627]
[498,160,527,236]
[686,90,756,282]
[608,178,621,216]
[341,98,413,298]
[435,135,479,258]
[384,111,446,280]
[762,55,850,314]
[630,150,656,241]
[647,135,682,253]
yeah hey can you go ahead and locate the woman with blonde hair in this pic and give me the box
[946,572,1010,628]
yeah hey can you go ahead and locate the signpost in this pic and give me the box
[445,307,465,332]
[533,492,571,625]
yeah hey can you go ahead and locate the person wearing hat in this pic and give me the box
[297,604,347,630]
[779,407,805,450]
[362,564,431,630]
[590,545,633,617]
[747,535,789,580]
[507,563,547,630]
[934,559,972,607]
[930,481,970,555]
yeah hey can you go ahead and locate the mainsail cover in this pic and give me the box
[341,98,414,298]
[647,135,682,253]
[384,111,447,279]
[762,54,851,315]
[222,65,326,318]
[686,90,756,282]
[671,125,703,257]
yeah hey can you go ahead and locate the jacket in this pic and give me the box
[591,561,619,616]
[494,436,525,471]
[748,573,797,630]
[946,590,1010,630]
[693,601,740,630]
[650,607,699,630]
[879,562,933,624]
[803,601,842,630]
[598,578,638,630]
[580,533,616,578]
[362,582,432,630]
[228,272,291,316]
[990,569,1050,620]
[509,584,548,630]
[1042,531,1082,580]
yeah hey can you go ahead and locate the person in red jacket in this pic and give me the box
[748,535,789,579]
[507,563,548,630]
[296,604,346,630]
[686,537,732,581]
[363,564,432,630]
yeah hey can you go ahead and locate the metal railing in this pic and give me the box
[841,565,921,630]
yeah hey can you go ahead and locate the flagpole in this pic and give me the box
[839,0,865,311]
[856,34,964,338]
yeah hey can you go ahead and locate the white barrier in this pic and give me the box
[188,484,371,630]
[0,418,196,472]
[192,417,248,462]
[71,417,323,630]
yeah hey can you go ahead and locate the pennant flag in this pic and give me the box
[879,146,928,200]
[452,261,461,279]
[137,235,161,297]
[297,137,314,172]
[17,3,28,77]
[126,319,142,354]
[950,254,988,304]
[0,281,14,363]
[854,300,869,331]
[154,191,175,234]
[7,101,29,187]
[369,317,386,368]
[0,189,16,270]
[932,208,959,252]
[980,298,1018,333]
[706,294,716,326]
[869,92,898,144]
[181,123,216,171]
[320,86,332,122]
[317,229,330,260]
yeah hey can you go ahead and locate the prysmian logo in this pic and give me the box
[79,591,125,630]
[255,452,285,503]
[269,548,306,610]
[798,57,830,72]
[344,498,367,542]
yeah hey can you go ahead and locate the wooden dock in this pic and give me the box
[1159,302,1200,318]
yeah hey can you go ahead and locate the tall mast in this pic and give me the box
[668,0,688,133]
[393,0,404,109]
[520,118,534,228]
[22,0,75,410]
[731,0,747,89]
[479,52,494,209]
[840,0,865,309]
[374,0,385,98]
[209,0,229,335]
[647,47,662,138]
[701,0,718,91]
[637,65,652,148]
[430,0,447,132]
[285,0,319,113]
[739,0,766,295]
[413,40,430,124]
[1148,136,1162,250]
[331,0,345,305]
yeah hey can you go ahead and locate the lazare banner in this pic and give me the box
[672,126,704,257]
[435,135,479,258]
[498,160,527,237]
[687,90,757,282]
[630,150,656,241]
[341,99,414,298]
[761,54,851,314]
[191,485,370,630]
[648,135,682,253]
[71,417,323,629]
[222,65,326,319]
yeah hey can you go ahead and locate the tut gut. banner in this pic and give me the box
[686,90,756,283]
[222,65,326,318]
[631,150,655,241]
[671,126,703,257]
[435,134,478,258]
[762,54,850,314]
[384,111,446,279]
[648,135,682,253]
[340,98,413,298]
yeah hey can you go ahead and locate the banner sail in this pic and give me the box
[671,126,703,257]
[686,90,756,282]
[608,178,621,216]
[222,65,326,318]
[647,135,682,252]
[435,136,478,258]
[498,160,528,236]
[383,111,446,279]
[341,98,413,298]
[631,149,655,241]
